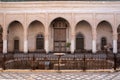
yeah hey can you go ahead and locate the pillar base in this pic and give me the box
[113,40,117,53]
[3,40,7,54]
[24,40,28,53]
[92,40,96,53]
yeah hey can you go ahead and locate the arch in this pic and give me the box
[97,20,113,51]
[97,20,113,31]
[75,20,92,51]
[50,17,70,28]
[49,17,71,27]
[8,21,24,52]
[49,17,71,52]
[28,20,45,52]
[76,32,84,50]
[14,36,19,40]
[27,19,45,29]
[28,20,45,29]
[76,32,84,38]
[0,25,3,53]
[36,34,44,38]
[7,20,24,30]
[75,20,92,28]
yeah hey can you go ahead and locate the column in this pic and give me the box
[45,27,49,53]
[92,29,97,53]
[71,33,75,53]
[24,29,28,53]
[3,29,7,54]
[45,13,49,53]
[71,13,75,53]
[113,33,117,53]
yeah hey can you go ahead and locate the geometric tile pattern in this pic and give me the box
[0,71,120,80]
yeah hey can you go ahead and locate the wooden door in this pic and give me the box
[76,37,84,50]
[36,34,44,50]
[14,40,19,51]
[54,28,66,52]
[52,18,68,52]
[76,33,84,50]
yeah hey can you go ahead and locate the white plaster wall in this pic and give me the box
[8,22,24,52]
[75,21,92,50]
[5,14,25,28]
[28,21,44,52]
[1,1,120,52]
[97,22,113,51]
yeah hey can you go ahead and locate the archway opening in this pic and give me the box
[28,20,45,52]
[97,21,113,51]
[50,17,70,52]
[8,21,24,52]
[75,20,92,52]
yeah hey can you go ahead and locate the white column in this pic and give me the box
[45,35,49,53]
[113,39,117,53]
[24,39,28,53]
[45,13,49,53]
[3,30,7,54]
[92,29,97,53]
[71,34,75,53]
[45,26,49,53]
[3,39,7,54]
[24,29,28,53]
[113,32,117,53]
[92,40,96,53]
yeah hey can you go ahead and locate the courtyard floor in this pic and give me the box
[0,70,119,80]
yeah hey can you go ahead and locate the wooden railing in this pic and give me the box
[0,52,119,71]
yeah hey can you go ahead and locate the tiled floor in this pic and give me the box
[0,71,120,80]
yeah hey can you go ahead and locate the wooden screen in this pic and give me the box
[53,19,67,52]
[54,28,66,52]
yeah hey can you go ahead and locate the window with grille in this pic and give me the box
[36,34,44,50]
